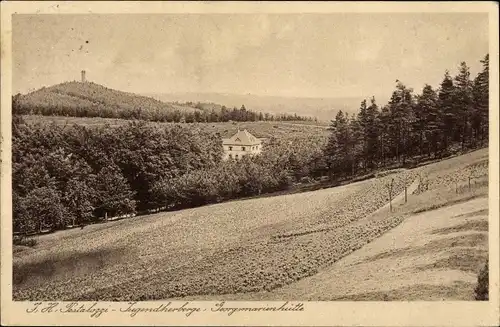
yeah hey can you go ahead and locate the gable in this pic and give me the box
[222,129,262,145]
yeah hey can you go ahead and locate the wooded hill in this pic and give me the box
[13,81,313,123]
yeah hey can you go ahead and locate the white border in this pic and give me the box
[1,2,498,326]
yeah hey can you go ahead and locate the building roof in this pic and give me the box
[222,129,262,145]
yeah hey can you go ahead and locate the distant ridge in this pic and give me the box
[146,92,389,122]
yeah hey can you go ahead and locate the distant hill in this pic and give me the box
[15,81,203,115]
[146,92,389,122]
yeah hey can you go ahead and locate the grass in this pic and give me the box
[412,247,488,274]
[12,180,361,300]
[411,191,487,214]
[13,247,127,287]
[453,209,489,219]
[332,281,476,301]
[13,235,37,247]
[431,220,488,234]
[358,233,488,265]
[413,149,488,195]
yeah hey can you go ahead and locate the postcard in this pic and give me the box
[1,1,498,326]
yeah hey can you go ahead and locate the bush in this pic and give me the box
[13,235,38,247]
[474,259,489,301]
[14,187,70,233]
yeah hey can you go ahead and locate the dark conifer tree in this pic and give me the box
[472,54,489,144]
[438,70,456,152]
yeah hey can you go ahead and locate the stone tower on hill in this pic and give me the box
[81,70,86,83]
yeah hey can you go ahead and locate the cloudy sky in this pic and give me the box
[13,13,489,97]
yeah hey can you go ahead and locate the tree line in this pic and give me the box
[12,91,314,124]
[324,54,489,178]
[188,105,315,123]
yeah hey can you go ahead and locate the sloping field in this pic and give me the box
[13,148,488,301]
[195,196,487,301]
[21,115,330,139]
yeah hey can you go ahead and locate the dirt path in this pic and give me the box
[277,196,487,300]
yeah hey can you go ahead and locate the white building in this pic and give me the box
[222,129,263,160]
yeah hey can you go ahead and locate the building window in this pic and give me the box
[242,146,246,151]
[229,154,232,159]
[235,154,239,159]
[229,146,233,151]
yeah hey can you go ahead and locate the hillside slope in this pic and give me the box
[12,148,488,301]
[14,81,202,115]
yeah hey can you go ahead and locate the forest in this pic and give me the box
[323,55,489,177]
[12,118,302,235]
[12,54,489,237]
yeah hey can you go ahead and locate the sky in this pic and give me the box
[13,13,489,98]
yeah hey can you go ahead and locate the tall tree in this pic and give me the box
[364,97,380,169]
[378,105,391,165]
[453,62,474,149]
[16,187,69,233]
[356,99,368,169]
[472,54,489,144]
[63,177,96,226]
[325,110,354,178]
[415,84,439,157]
[387,81,415,164]
[349,113,363,175]
[438,70,456,152]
